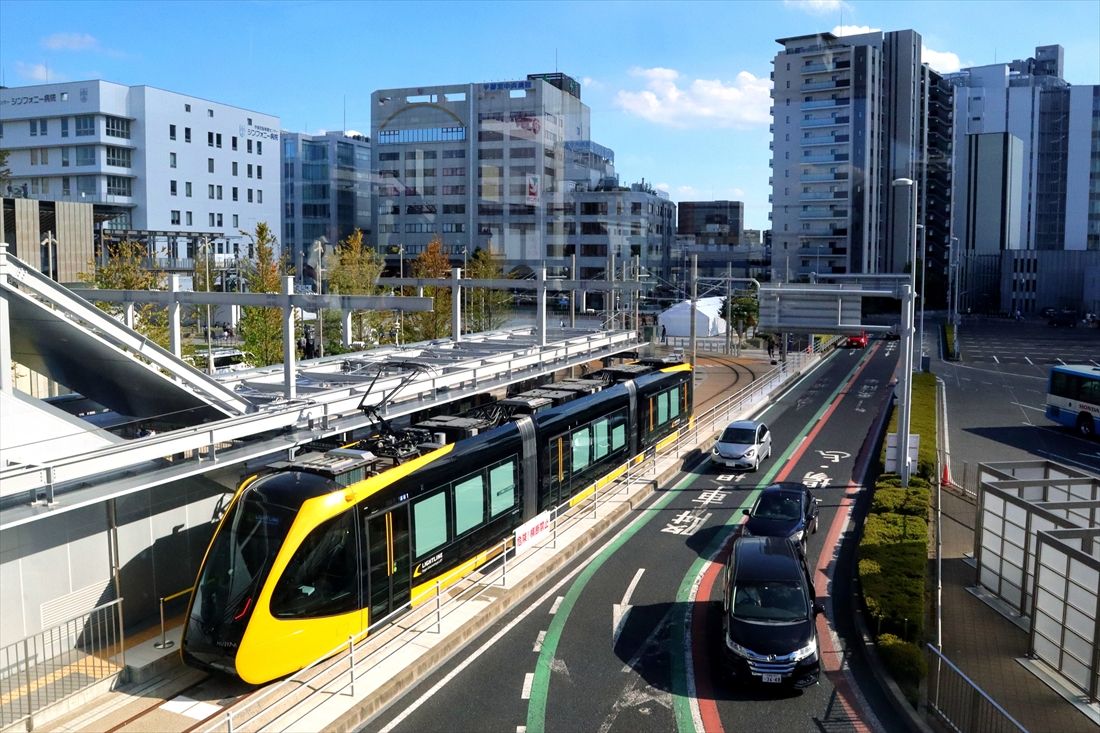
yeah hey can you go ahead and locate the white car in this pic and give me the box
[712,420,773,471]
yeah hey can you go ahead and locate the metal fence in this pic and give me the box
[195,341,838,732]
[0,598,125,729]
[925,644,1029,733]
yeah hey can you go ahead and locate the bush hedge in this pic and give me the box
[877,633,927,706]
[871,487,931,517]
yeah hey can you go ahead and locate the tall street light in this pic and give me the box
[949,235,960,326]
[312,236,328,358]
[199,235,214,375]
[892,177,918,487]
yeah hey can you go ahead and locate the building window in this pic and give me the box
[208,158,214,173]
[232,186,238,201]
[208,131,214,147]
[171,210,181,225]
[207,108,213,117]
[75,115,94,136]
[216,133,222,148]
[186,211,193,225]
[257,141,262,155]
[186,181,192,197]
[377,126,466,144]
[257,190,263,203]
[379,152,400,161]
[170,152,177,168]
[231,136,237,151]
[232,214,238,228]
[247,139,253,154]
[105,116,130,139]
[209,213,215,227]
[208,184,215,199]
[217,185,223,200]
[62,176,71,195]
[247,164,253,178]
[106,175,131,196]
[106,146,131,167]
[29,120,38,136]
[247,189,253,203]
[217,213,223,227]
[232,162,238,176]
[185,127,191,143]
[170,124,177,140]
[61,147,70,167]
[170,180,178,196]
[257,165,262,180]
[61,118,69,137]
[75,146,95,166]
[185,103,191,112]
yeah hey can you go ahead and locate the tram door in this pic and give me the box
[364,507,411,627]
[545,432,569,511]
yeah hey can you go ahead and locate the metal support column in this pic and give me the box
[897,283,915,486]
[167,274,182,358]
[0,244,11,395]
[342,309,353,348]
[452,267,462,342]
[570,254,577,328]
[536,267,547,347]
[282,276,296,401]
[123,302,136,330]
[690,255,698,370]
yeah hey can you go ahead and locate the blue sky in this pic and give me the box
[2,0,1097,230]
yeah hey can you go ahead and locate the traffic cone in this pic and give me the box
[941,463,952,487]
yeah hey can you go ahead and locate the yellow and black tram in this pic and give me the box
[181,362,692,683]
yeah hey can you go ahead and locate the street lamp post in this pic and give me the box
[312,236,327,358]
[199,235,214,375]
[398,245,404,345]
[892,177,918,487]
[461,246,468,334]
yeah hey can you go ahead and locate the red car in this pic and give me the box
[846,331,868,348]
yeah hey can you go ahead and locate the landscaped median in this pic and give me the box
[858,370,938,707]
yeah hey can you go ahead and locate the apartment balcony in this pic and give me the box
[801,61,851,74]
[801,79,851,92]
[800,173,843,182]
[801,208,848,220]
[800,227,848,238]
[803,116,850,128]
[801,98,850,110]
[801,134,850,146]
[799,191,848,202]
[801,153,850,164]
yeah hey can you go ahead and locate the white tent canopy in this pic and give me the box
[657,297,728,338]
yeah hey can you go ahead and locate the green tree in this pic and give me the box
[78,240,170,350]
[327,228,385,345]
[464,247,512,332]
[721,293,759,347]
[0,148,11,190]
[406,238,452,341]
[237,222,285,366]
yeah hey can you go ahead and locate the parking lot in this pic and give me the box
[956,316,1100,375]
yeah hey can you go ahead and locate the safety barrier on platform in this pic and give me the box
[194,340,838,733]
[925,643,1028,733]
[0,598,124,730]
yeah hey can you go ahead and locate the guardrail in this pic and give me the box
[0,598,125,730]
[196,341,837,732]
[925,643,1029,733]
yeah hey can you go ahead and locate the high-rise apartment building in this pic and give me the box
[281,130,372,279]
[948,46,1100,252]
[770,30,950,283]
[0,81,281,260]
[677,201,744,246]
[370,73,673,289]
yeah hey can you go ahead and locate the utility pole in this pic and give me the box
[690,255,698,371]
[200,235,214,375]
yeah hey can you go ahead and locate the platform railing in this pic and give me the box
[198,342,837,732]
[925,643,1029,733]
[0,598,125,730]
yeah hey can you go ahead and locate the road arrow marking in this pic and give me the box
[613,568,646,647]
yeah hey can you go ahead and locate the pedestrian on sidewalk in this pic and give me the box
[661,324,667,344]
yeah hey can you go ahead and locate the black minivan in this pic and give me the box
[722,536,823,688]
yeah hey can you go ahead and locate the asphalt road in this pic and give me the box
[364,343,904,733]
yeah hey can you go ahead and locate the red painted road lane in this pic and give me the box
[691,346,882,733]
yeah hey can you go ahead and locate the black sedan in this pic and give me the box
[741,483,820,548]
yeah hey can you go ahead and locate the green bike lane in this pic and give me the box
[526,342,899,733]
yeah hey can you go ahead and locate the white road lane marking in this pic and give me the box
[521,672,534,699]
[992,355,1000,364]
[1058,358,1067,365]
[533,630,545,653]
[1024,357,1033,365]
[613,568,646,645]
[549,596,563,615]
[1009,402,1045,413]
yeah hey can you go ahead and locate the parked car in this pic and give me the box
[846,331,868,348]
[883,325,900,341]
[1048,310,1079,328]
[712,420,772,471]
[722,536,824,688]
[741,483,820,549]
[1040,307,1058,320]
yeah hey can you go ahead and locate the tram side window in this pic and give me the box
[413,492,448,558]
[610,410,627,450]
[593,418,610,460]
[454,473,485,536]
[657,391,670,425]
[270,512,357,618]
[670,387,681,420]
[489,460,516,516]
[572,426,592,473]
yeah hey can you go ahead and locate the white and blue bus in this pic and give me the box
[1046,365,1100,438]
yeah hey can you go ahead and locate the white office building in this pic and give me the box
[0,80,281,260]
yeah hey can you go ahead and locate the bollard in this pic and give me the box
[226,710,234,733]
[501,539,508,587]
[153,596,173,649]
[347,636,355,696]
[435,580,442,633]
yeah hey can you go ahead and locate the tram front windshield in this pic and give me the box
[190,487,295,636]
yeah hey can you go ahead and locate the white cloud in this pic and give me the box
[581,76,606,91]
[42,32,100,51]
[15,62,58,82]
[785,0,851,15]
[922,46,962,73]
[832,24,881,36]
[615,67,772,129]
[730,187,746,198]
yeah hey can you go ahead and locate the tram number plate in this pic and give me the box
[761,674,782,684]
